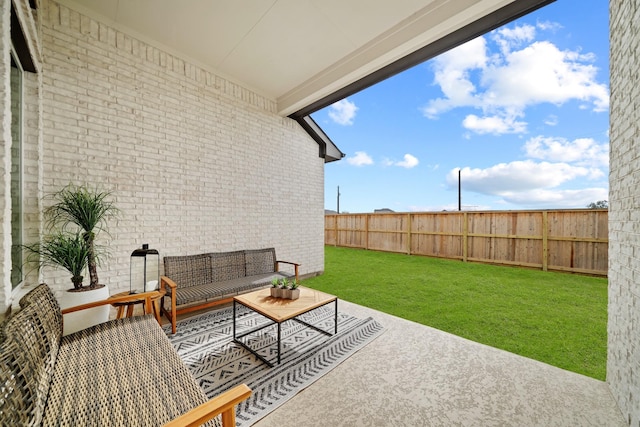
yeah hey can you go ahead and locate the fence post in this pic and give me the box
[542,211,548,271]
[407,213,412,255]
[334,215,338,247]
[365,214,369,250]
[463,212,468,262]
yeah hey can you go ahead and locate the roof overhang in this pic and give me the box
[288,0,554,118]
[56,0,554,162]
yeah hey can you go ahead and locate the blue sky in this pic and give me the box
[313,0,609,213]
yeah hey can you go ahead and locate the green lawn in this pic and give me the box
[302,246,608,380]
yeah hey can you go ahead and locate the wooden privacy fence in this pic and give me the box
[325,210,608,276]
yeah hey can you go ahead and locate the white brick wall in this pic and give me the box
[29,0,324,299]
[0,0,11,311]
[609,0,640,424]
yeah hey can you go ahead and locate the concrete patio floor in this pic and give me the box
[249,300,626,427]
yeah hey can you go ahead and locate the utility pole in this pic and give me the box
[458,169,461,211]
[337,186,341,214]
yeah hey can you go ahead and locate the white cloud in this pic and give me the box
[444,158,608,208]
[383,154,419,168]
[396,154,419,168]
[328,99,358,125]
[493,23,536,55]
[524,136,609,167]
[482,41,609,112]
[498,187,608,207]
[446,161,591,194]
[462,114,527,134]
[346,151,373,166]
[422,24,609,134]
[536,20,563,32]
[422,37,487,118]
[544,115,559,126]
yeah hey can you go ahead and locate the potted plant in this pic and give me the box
[270,278,280,298]
[44,183,119,290]
[279,278,290,299]
[23,183,118,335]
[288,279,300,300]
[23,232,90,290]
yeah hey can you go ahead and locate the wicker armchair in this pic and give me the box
[0,284,250,426]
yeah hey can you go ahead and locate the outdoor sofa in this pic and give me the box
[0,284,251,426]
[161,247,299,333]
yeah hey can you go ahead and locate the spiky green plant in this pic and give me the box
[23,232,90,290]
[44,184,119,289]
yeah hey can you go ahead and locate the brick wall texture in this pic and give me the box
[609,0,640,424]
[14,0,324,299]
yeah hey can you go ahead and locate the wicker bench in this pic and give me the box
[0,284,251,427]
[161,247,299,334]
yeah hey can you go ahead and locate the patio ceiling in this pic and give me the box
[56,0,553,118]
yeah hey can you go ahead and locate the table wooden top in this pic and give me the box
[109,289,165,306]
[234,287,337,323]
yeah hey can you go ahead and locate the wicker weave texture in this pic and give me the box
[1,285,219,427]
[42,316,215,427]
[0,284,62,427]
[174,272,291,306]
[210,251,246,282]
[244,248,276,276]
[164,253,213,289]
[163,248,280,297]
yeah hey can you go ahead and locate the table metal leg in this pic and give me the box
[334,299,338,334]
[277,323,282,364]
[233,300,237,340]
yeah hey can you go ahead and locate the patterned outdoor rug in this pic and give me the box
[164,304,384,426]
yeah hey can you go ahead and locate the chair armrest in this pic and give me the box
[161,275,178,291]
[275,260,300,281]
[161,276,178,334]
[61,290,164,315]
[163,384,252,427]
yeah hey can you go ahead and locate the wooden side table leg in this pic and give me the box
[126,304,135,318]
[116,306,125,319]
[153,299,162,324]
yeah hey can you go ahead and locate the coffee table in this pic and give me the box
[232,287,338,367]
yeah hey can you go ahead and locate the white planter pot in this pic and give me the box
[59,285,110,336]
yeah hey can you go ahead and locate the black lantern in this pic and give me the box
[130,244,160,294]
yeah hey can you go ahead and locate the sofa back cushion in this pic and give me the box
[164,253,213,289]
[244,248,276,276]
[211,251,246,282]
[0,284,62,426]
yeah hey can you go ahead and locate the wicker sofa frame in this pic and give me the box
[161,247,299,334]
[0,284,251,427]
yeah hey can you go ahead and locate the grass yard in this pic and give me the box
[303,246,608,380]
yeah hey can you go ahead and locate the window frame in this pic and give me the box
[10,45,24,289]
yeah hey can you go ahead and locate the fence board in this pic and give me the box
[325,209,608,276]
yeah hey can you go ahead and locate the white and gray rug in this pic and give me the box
[164,303,384,426]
